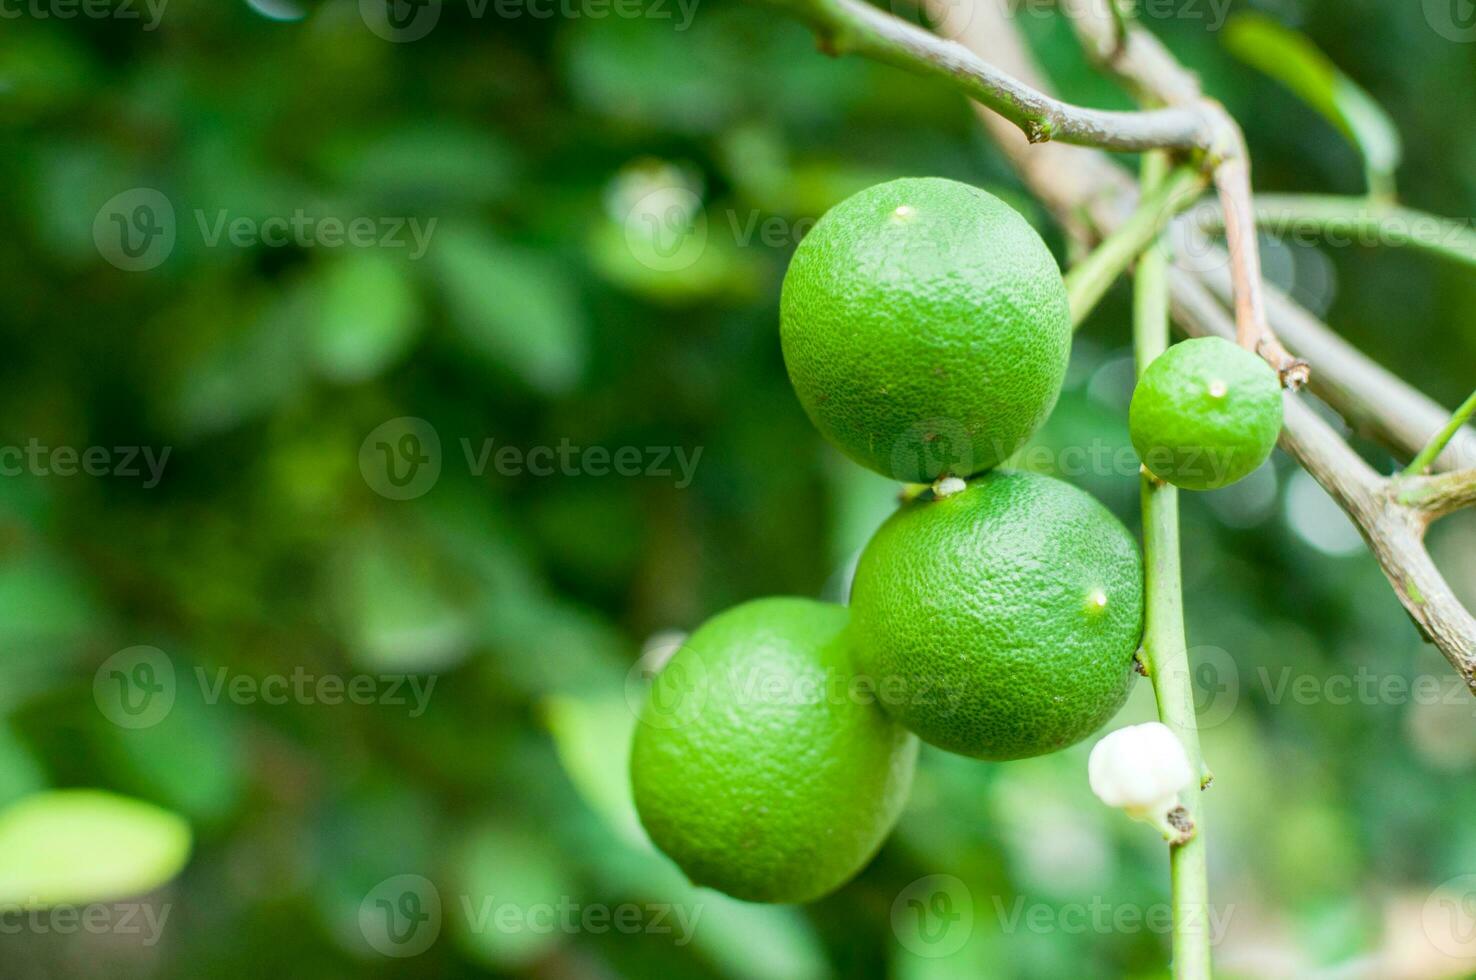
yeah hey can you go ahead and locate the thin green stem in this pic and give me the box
[1404,387,1476,477]
[1135,151,1212,980]
[1192,194,1476,271]
[1064,164,1208,327]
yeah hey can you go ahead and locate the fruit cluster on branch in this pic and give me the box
[790,0,1476,688]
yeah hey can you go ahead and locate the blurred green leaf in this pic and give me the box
[542,694,646,848]
[1224,13,1402,196]
[318,123,519,210]
[0,726,45,810]
[99,671,246,827]
[430,224,587,395]
[448,821,577,969]
[173,280,313,437]
[329,525,477,674]
[309,252,422,384]
[0,790,191,906]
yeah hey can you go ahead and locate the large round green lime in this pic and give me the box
[630,598,918,904]
[781,177,1071,483]
[849,471,1143,761]
[1130,336,1284,491]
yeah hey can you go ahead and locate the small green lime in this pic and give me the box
[781,177,1071,482]
[630,598,918,904]
[849,471,1143,761]
[1130,336,1284,490]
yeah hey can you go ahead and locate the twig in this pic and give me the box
[1170,272,1476,687]
[758,0,1213,151]
[1064,164,1208,326]
[1191,263,1476,471]
[1061,2,1306,386]
[1189,195,1476,271]
[1206,128,1304,382]
[1398,468,1476,520]
[901,0,1476,683]
[1134,151,1213,980]
[1405,387,1476,477]
[1063,0,1475,469]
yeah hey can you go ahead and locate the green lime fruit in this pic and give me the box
[780,177,1071,483]
[630,597,918,904]
[850,471,1143,761]
[1130,336,1284,491]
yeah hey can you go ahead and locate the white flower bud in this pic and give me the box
[1088,722,1194,841]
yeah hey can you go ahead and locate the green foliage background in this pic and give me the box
[2,0,1476,976]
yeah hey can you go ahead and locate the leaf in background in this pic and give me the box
[824,451,900,577]
[1224,13,1402,196]
[0,725,45,810]
[429,224,587,396]
[318,123,518,210]
[314,778,440,958]
[309,252,422,384]
[173,279,313,437]
[447,821,577,970]
[0,545,101,701]
[329,525,477,674]
[0,789,191,906]
[542,694,646,848]
[98,668,246,827]
[541,692,829,980]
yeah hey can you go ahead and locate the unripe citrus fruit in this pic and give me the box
[1130,336,1283,490]
[849,471,1143,760]
[630,598,918,904]
[780,177,1071,482]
